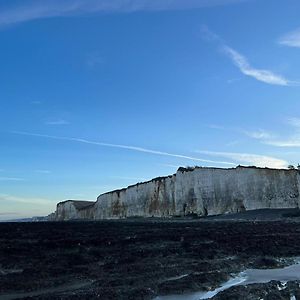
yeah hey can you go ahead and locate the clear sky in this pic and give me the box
[1,0,300,220]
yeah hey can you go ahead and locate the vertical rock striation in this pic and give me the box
[55,200,95,221]
[53,166,300,220]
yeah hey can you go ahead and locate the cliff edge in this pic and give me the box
[52,166,300,220]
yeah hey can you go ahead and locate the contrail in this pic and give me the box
[12,131,236,166]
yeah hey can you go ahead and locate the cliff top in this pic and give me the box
[97,165,296,199]
[177,165,296,173]
[57,200,95,210]
[55,166,296,204]
[100,174,175,197]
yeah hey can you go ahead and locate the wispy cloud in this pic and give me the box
[45,119,70,125]
[264,139,300,147]
[31,100,42,105]
[243,129,275,140]
[110,176,148,182]
[227,78,241,84]
[197,150,288,169]
[208,123,276,141]
[207,124,226,130]
[0,177,24,181]
[262,130,300,147]
[278,28,300,48]
[0,194,53,205]
[240,117,300,147]
[202,26,298,86]
[86,52,104,68]
[286,117,300,128]
[225,140,240,147]
[35,170,51,174]
[223,46,294,86]
[11,131,235,166]
[0,212,20,216]
[206,118,300,148]
[0,0,250,27]
[0,195,55,220]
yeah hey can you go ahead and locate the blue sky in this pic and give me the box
[1,0,300,219]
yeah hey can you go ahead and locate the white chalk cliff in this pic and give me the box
[54,166,300,220]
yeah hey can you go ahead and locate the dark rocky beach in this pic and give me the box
[2,209,300,299]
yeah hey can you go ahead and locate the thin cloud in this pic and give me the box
[278,28,300,48]
[207,123,276,141]
[11,131,235,166]
[0,177,24,181]
[86,52,104,68]
[262,130,300,148]
[0,212,20,216]
[242,117,300,148]
[45,119,70,125]
[110,176,148,182]
[225,140,240,147]
[206,119,300,148]
[223,46,293,86]
[287,117,300,128]
[0,195,55,220]
[0,0,250,27]
[207,124,226,130]
[35,170,51,174]
[31,100,42,105]
[243,129,275,140]
[197,150,288,169]
[227,78,241,84]
[264,139,300,147]
[0,194,53,205]
[202,27,298,86]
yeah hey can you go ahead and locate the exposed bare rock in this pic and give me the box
[53,166,300,220]
[55,200,95,221]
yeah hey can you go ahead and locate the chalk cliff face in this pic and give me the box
[53,166,300,220]
[55,200,95,221]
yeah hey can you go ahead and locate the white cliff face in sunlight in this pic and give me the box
[54,166,300,220]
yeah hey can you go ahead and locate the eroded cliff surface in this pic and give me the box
[53,166,300,220]
[55,200,95,221]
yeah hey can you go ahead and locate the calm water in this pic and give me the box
[155,262,300,300]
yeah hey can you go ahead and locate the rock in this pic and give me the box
[55,201,95,221]
[52,166,300,220]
